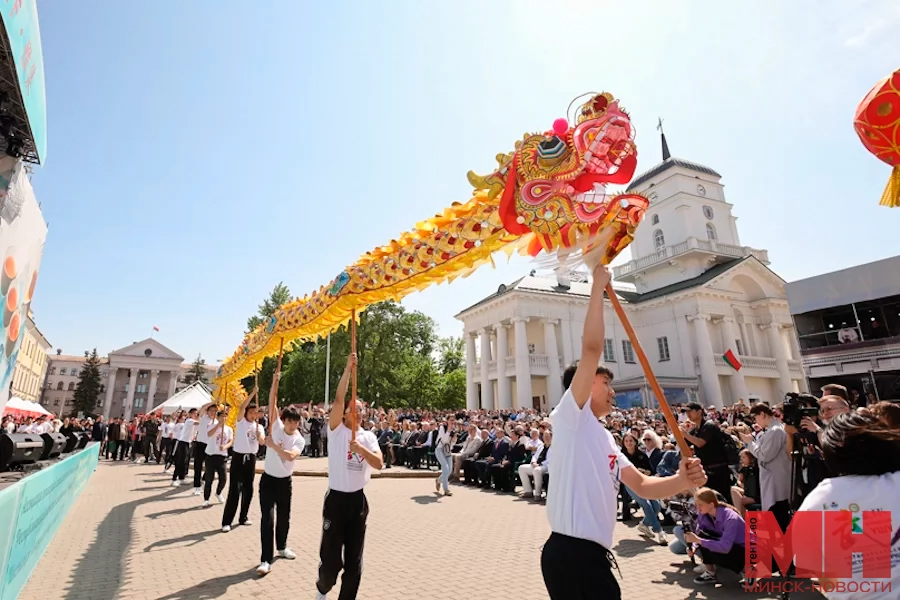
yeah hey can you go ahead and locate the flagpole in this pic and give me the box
[324,332,331,411]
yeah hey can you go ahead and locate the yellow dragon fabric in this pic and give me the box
[215,92,649,387]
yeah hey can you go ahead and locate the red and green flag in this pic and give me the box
[723,349,742,370]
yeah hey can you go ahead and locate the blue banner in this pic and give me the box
[0,0,47,162]
[0,443,99,600]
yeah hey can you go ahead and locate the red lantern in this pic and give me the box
[854,67,900,207]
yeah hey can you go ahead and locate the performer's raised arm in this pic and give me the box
[330,353,356,431]
[569,264,610,408]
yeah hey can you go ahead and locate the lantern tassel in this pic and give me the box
[879,165,900,208]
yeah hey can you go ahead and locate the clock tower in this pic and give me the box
[613,123,769,294]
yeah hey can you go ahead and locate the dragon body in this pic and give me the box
[215,92,649,387]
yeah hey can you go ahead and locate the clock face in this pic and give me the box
[697,184,706,196]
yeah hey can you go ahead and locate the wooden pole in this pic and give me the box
[350,309,358,441]
[605,282,692,457]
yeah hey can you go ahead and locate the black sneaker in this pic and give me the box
[693,571,716,584]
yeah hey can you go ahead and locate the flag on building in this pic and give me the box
[723,349,742,370]
[153,326,159,332]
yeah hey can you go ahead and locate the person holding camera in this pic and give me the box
[740,404,791,530]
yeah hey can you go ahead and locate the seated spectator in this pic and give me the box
[730,449,760,516]
[475,426,509,488]
[641,429,664,473]
[656,442,681,477]
[684,487,746,585]
[523,428,543,455]
[491,425,527,492]
[518,430,550,500]
[621,432,667,545]
[452,424,482,481]
[463,430,494,485]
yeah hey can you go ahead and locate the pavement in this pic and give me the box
[19,459,825,600]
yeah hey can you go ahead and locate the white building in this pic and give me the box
[456,134,806,411]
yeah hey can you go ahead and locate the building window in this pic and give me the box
[657,337,670,362]
[134,397,144,408]
[622,340,636,363]
[53,399,59,406]
[653,229,665,249]
[49,367,56,375]
[71,368,79,376]
[651,214,659,225]
[706,222,717,241]
[139,371,148,379]
[137,384,147,393]
[703,206,714,219]
[735,339,745,356]
[56,381,63,390]
[603,338,616,362]
[67,382,75,391]
[528,344,535,355]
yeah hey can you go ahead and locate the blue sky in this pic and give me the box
[29,0,900,365]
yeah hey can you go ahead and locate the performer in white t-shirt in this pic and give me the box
[191,401,218,496]
[256,368,305,577]
[315,352,383,600]
[171,408,200,486]
[222,385,261,531]
[541,264,707,600]
[203,410,234,507]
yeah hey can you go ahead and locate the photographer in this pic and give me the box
[740,404,791,530]
[795,410,900,599]
[784,394,849,505]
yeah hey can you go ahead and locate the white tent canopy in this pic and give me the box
[149,382,213,415]
[2,397,53,418]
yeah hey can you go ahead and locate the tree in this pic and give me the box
[183,354,208,385]
[73,349,103,416]
[246,282,292,333]
[437,337,464,374]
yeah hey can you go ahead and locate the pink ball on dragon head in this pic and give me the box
[552,118,569,136]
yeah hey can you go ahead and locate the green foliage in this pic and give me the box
[246,282,292,333]
[183,354,208,386]
[243,296,466,410]
[73,349,103,417]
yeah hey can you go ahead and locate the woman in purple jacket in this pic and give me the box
[684,487,747,584]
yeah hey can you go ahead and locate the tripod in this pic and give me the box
[776,431,805,600]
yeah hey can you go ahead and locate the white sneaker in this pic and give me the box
[192,488,202,496]
[222,525,231,532]
[170,480,178,487]
[694,563,707,574]
[315,592,327,600]
[277,548,297,560]
[256,562,271,576]
[657,531,668,546]
[202,500,211,508]
[216,493,225,504]
[241,519,253,526]
[636,523,653,537]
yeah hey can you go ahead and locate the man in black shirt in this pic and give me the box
[144,415,160,463]
[679,402,732,501]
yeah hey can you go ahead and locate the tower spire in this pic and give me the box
[657,117,671,161]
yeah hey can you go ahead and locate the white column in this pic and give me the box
[559,318,574,367]
[465,333,478,410]
[543,319,564,408]
[689,314,722,408]
[103,368,117,418]
[147,369,160,411]
[168,370,178,398]
[720,317,749,405]
[495,323,512,409]
[123,368,139,421]
[479,328,494,410]
[513,317,532,410]
[765,323,793,397]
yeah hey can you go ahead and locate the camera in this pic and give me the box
[781,392,820,429]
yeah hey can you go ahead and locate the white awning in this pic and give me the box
[785,255,900,316]
[149,382,212,415]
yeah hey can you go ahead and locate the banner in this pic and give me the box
[0,444,100,600]
[0,0,47,162]
[0,159,47,416]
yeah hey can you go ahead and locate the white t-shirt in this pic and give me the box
[178,418,198,443]
[263,418,305,478]
[173,422,184,440]
[546,388,633,550]
[234,419,264,454]
[797,472,900,600]
[196,415,214,446]
[161,423,174,438]
[327,423,380,493]
[205,424,233,457]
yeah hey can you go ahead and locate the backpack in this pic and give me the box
[720,428,740,466]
